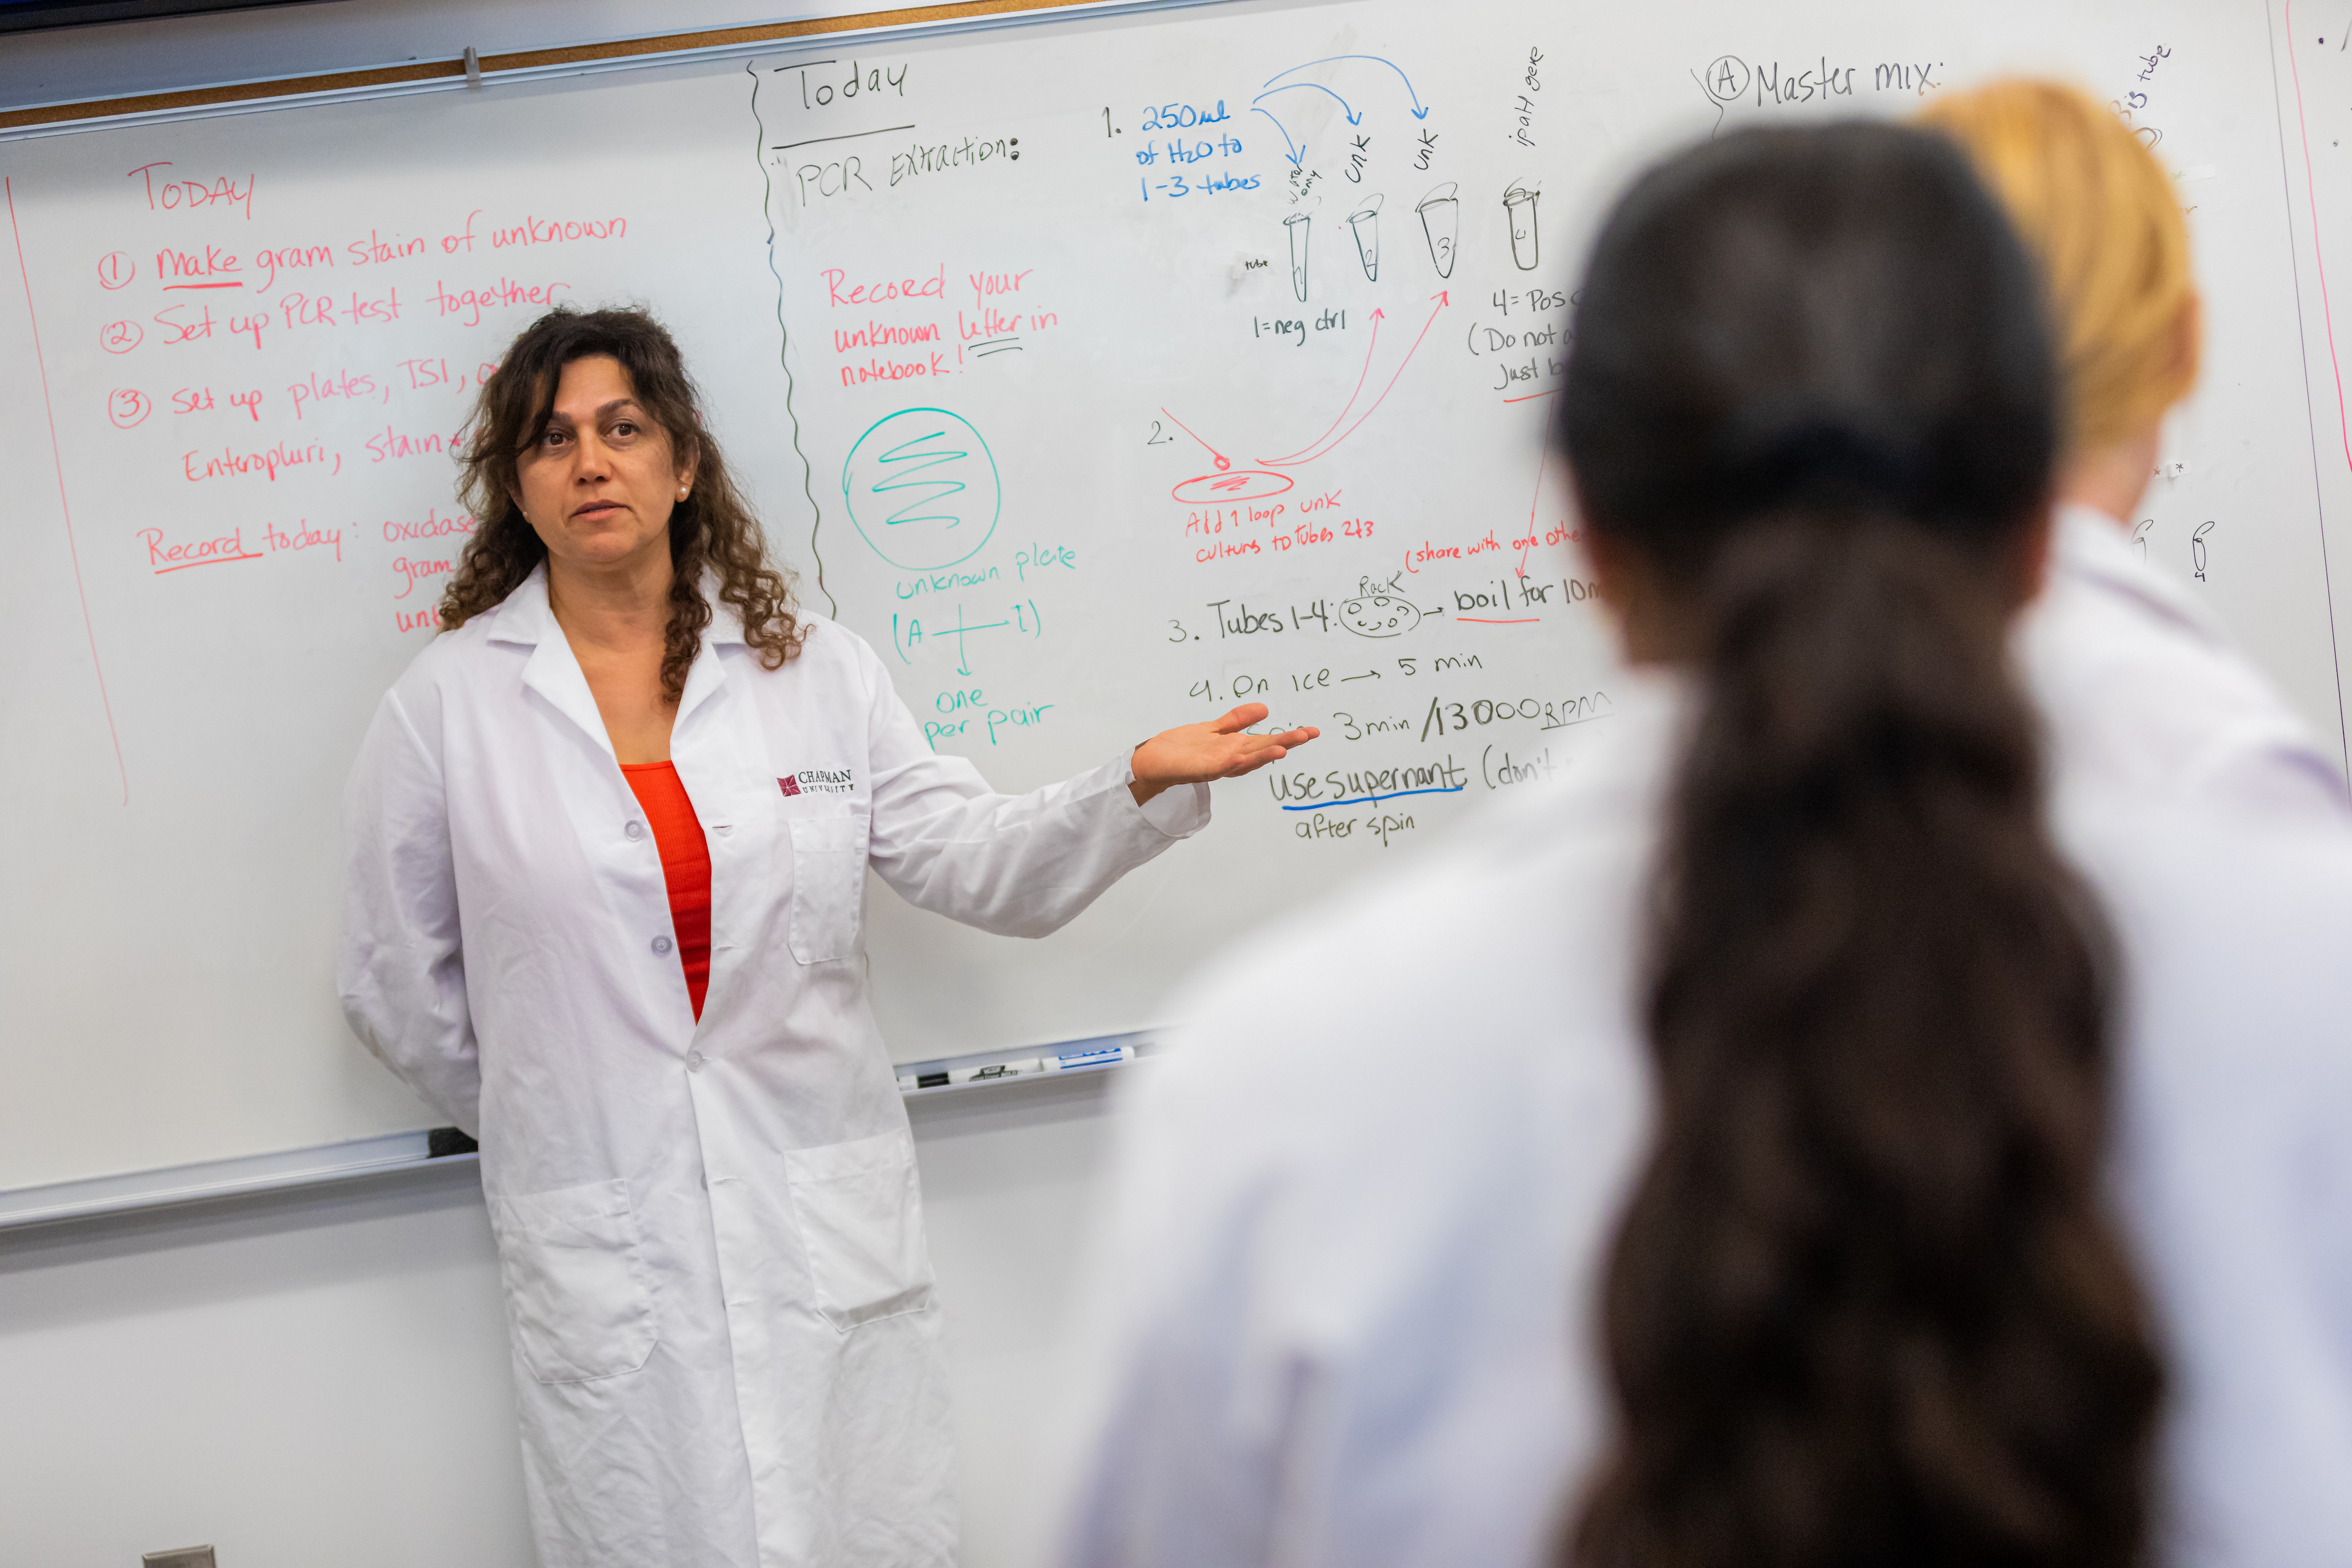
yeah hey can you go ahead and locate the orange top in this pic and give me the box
[620,761,712,1021]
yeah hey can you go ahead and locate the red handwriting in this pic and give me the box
[959,306,1027,340]
[97,251,134,289]
[396,606,443,633]
[396,356,465,391]
[229,388,264,420]
[1404,531,1503,571]
[107,388,151,429]
[254,243,333,292]
[288,367,379,418]
[279,291,335,330]
[492,215,626,249]
[154,300,268,350]
[383,507,476,542]
[140,524,262,572]
[182,439,333,483]
[99,319,143,354]
[823,265,945,307]
[171,386,215,414]
[155,302,216,345]
[348,229,428,266]
[263,519,343,560]
[429,276,569,326]
[968,268,1033,308]
[839,351,947,387]
[366,424,460,463]
[1510,522,1577,557]
[835,318,942,353]
[127,163,254,219]
[345,287,401,325]
[394,554,454,597]
[156,244,241,287]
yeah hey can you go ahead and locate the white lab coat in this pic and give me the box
[1051,676,2352,1568]
[338,564,1207,1568]
[2019,502,2352,820]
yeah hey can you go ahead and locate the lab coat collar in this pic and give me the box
[496,567,614,755]
[676,573,744,726]
[2050,502,2226,649]
[488,564,742,753]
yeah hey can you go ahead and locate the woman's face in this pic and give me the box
[512,354,697,576]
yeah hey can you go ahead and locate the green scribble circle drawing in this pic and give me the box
[842,407,1002,570]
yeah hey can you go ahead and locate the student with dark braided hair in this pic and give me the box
[1046,122,2352,1568]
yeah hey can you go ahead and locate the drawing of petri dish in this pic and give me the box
[1416,183,1459,279]
[1348,196,1382,282]
[1504,183,1540,272]
[842,407,1002,570]
[1284,212,1311,302]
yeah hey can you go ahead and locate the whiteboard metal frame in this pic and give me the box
[0,1031,1152,1232]
[0,0,1243,142]
[0,1129,476,1232]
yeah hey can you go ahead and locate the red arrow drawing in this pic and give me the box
[1259,308,1383,465]
[1259,291,1448,468]
[1158,404,1230,472]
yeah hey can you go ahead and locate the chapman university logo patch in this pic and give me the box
[779,768,855,797]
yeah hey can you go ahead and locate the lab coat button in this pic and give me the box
[625,820,646,841]
[652,934,674,955]
[687,1050,706,1071]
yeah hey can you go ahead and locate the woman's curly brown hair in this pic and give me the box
[438,305,803,698]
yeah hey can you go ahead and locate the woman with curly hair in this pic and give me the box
[337,306,1313,1568]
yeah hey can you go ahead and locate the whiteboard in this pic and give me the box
[2,0,2343,1190]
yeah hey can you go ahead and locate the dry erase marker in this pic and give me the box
[951,1057,1044,1085]
[1042,1043,1136,1073]
[895,1057,1046,1092]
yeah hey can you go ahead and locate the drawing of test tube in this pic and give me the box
[1283,212,1311,301]
[1504,183,1540,271]
[1417,183,1458,279]
[1348,196,1382,282]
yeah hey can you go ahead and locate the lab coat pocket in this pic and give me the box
[787,811,869,964]
[784,1130,937,1332]
[487,1179,659,1384]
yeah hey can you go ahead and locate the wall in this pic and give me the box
[0,1071,1118,1567]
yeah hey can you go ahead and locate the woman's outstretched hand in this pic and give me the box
[1130,704,1320,806]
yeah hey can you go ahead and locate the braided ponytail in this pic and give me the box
[1561,126,2163,1568]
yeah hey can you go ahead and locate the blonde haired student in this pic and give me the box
[1046,123,2352,1568]
[1923,79,2352,818]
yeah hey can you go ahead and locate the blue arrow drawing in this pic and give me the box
[1252,79,1361,127]
[1264,54,1431,119]
[1252,105,1305,167]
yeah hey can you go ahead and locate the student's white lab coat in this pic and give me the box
[2020,502,2352,819]
[338,565,1206,1568]
[1052,676,2352,1568]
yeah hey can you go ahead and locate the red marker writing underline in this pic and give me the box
[153,550,263,574]
[161,281,243,290]
[1500,390,1558,404]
